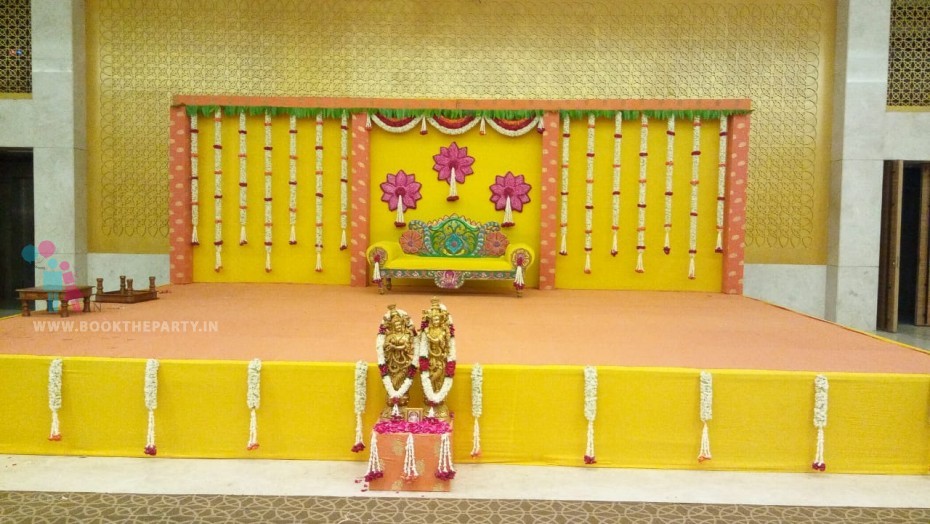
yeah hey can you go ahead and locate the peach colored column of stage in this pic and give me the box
[722,113,749,294]
[537,112,561,290]
[349,113,371,287]
[168,107,193,284]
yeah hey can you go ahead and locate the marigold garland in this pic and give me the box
[352,360,368,453]
[663,115,675,256]
[584,114,596,274]
[812,374,829,471]
[47,358,62,441]
[559,115,571,256]
[470,363,483,457]
[246,358,261,451]
[698,371,713,462]
[611,113,623,256]
[340,111,349,250]
[583,366,597,464]
[238,111,248,246]
[190,114,200,245]
[213,109,223,271]
[288,114,298,246]
[688,117,702,279]
[144,359,159,456]
[314,114,324,272]
[716,117,729,253]
[263,112,273,272]
[635,114,649,273]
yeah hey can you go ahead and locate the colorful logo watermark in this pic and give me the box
[21,240,83,308]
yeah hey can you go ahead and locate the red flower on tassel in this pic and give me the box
[48,434,62,442]
[378,363,389,377]
[419,357,430,372]
[435,470,457,480]
[583,455,596,464]
[445,361,456,377]
[698,455,711,463]
[364,470,384,482]
[247,443,260,451]
[144,445,157,456]
[351,442,366,453]
[406,365,417,378]
[812,462,826,471]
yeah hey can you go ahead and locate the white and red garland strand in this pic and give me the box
[238,111,248,246]
[484,116,542,137]
[340,111,349,250]
[812,374,829,471]
[470,363,483,457]
[663,115,676,255]
[263,112,273,272]
[371,113,540,137]
[559,115,571,256]
[352,360,368,453]
[246,358,261,451]
[288,115,298,246]
[190,114,200,245]
[583,365,597,464]
[370,114,423,134]
[611,113,623,256]
[584,114,595,274]
[402,432,419,481]
[688,117,702,279]
[417,309,456,416]
[143,359,159,456]
[698,371,713,462]
[716,117,729,253]
[314,114,324,272]
[213,109,223,271]
[364,430,384,482]
[48,358,62,441]
[437,432,456,480]
[635,114,649,273]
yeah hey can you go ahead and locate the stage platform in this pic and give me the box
[1,284,928,474]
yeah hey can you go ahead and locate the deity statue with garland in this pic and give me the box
[417,297,456,420]
[377,304,417,419]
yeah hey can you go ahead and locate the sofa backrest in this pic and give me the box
[402,214,510,258]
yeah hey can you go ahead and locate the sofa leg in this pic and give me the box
[386,278,392,291]
[377,280,385,295]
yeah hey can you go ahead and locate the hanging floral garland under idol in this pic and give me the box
[418,303,457,418]
[688,117,702,279]
[314,115,325,272]
[489,172,532,228]
[433,142,475,201]
[611,113,623,256]
[288,115,298,246]
[584,114,596,273]
[437,432,457,480]
[143,359,159,456]
[583,366,598,464]
[339,111,349,250]
[263,112,273,272]
[559,115,571,256]
[47,358,62,441]
[470,363,483,457]
[380,171,422,227]
[376,308,417,417]
[698,371,713,462]
[246,358,261,451]
[352,360,368,452]
[716,118,729,253]
[364,430,384,482]
[402,433,419,481]
[812,374,829,471]
[238,111,248,246]
[190,114,200,245]
[635,114,649,273]
[213,109,223,271]
[663,115,676,256]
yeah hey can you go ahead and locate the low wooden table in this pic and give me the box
[16,286,93,318]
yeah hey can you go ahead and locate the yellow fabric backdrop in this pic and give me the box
[2,355,927,473]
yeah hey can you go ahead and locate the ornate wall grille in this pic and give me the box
[0,0,31,94]
[888,0,930,108]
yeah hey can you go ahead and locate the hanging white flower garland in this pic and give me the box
[437,432,456,480]
[716,117,729,253]
[611,113,623,256]
[636,114,649,273]
[339,111,349,250]
[583,366,597,464]
[263,112,273,272]
[698,371,713,462]
[402,433,419,481]
[559,115,571,256]
[144,359,159,456]
[238,111,248,246]
[812,374,829,471]
[483,116,542,137]
[370,114,424,134]
[584,114,596,274]
[190,114,200,245]
[470,363,483,457]
[213,109,223,271]
[47,358,62,441]
[364,430,384,482]
[663,115,675,256]
[376,308,415,413]
[288,115,298,246]
[689,117,702,279]
[426,115,481,136]
[417,309,457,409]
[352,360,368,453]
[314,114,325,272]
[246,358,261,451]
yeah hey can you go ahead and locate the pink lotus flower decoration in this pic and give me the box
[380,170,422,227]
[489,172,532,227]
[433,142,475,201]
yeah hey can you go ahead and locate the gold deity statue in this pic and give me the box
[379,304,416,418]
[419,297,454,420]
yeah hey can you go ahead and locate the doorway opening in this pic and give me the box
[0,148,34,316]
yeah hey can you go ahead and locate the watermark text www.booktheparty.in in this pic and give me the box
[32,320,220,333]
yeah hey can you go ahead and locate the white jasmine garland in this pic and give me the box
[427,115,481,135]
[698,371,713,462]
[716,118,728,253]
[418,309,456,405]
[813,374,829,470]
[48,358,62,440]
[315,114,324,272]
[339,111,349,250]
[190,114,200,245]
[402,433,419,480]
[688,117,702,279]
[370,114,423,134]
[470,363,483,457]
[365,430,383,480]
[583,366,597,462]
[288,114,298,246]
[213,108,223,271]
[263,112,273,272]
[636,114,649,273]
[144,359,159,455]
[437,432,456,479]
[611,112,622,256]
[663,115,675,256]
[247,358,261,450]
[238,111,248,246]
[584,114,595,274]
[353,360,368,451]
[559,115,571,256]
[484,116,542,137]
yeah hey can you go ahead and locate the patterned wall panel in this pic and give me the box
[0,0,31,95]
[888,0,930,108]
[86,0,833,263]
